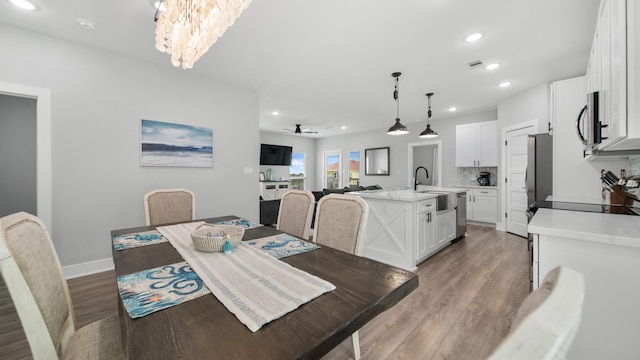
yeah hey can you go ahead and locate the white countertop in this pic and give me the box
[348,189,439,202]
[528,208,640,249]
[348,186,473,202]
[450,184,498,190]
[416,185,469,193]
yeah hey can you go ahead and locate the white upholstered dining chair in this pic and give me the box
[276,189,315,240]
[144,188,195,226]
[313,193,369,360]
[0,211,125,360]
[487,266,585,360]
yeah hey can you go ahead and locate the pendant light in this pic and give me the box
[419,92,438,138]
[387,72,409,135]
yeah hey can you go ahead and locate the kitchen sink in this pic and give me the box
[415,190,456,212]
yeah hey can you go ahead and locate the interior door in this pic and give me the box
[505,126,532,237]
[323,150,342,189]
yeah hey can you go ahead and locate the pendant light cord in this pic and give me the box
[394,76,400,118]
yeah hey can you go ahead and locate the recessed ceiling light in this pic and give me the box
[449,107,457,112]
[341,126,347,130]
[7,0,37,10]
[77,18,97,30]
[485,62,501,70]
[464,32,483,42]
[498,81,512,88]
[271,111,279,116]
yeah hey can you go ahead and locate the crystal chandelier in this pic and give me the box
[154,0,253,69]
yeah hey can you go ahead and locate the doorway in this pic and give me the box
[0,82,52,229]
[0,94,36,217]
[408,140,442,188]
[502,121,539,237]
[323,150,342,189]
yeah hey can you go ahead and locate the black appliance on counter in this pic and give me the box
[528,200,640,216]
[477,172,491,186]
[526,199,640,291]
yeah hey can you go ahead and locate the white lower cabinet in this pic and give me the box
[359,195,449,271]
[435,209,456,246]
[416,201,435,263]
[467,188,497,223]
[531,231,640,359]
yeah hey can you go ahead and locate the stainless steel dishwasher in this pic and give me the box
[456,192,467,238]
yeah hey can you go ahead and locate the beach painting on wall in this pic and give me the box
[140,119,213,167]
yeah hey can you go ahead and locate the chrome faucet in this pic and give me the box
[414,166,429,190]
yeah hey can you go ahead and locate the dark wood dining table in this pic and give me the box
[111,215,419,359]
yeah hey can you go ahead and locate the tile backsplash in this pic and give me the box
[458,167,498,186]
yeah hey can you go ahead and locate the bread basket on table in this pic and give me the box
[191,224,245,253]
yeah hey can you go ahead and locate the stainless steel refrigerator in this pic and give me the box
[526,134,553,207]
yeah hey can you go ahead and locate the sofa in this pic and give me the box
[259,185,381,226]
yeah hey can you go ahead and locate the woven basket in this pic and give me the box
[191,224,245,253]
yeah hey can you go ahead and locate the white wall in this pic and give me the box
[315,110,497,190]
[0,25,260,273]
[259,131,316,189]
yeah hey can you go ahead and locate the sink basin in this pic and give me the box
[415,190,456,211]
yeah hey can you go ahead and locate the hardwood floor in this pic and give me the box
[322,225,529,359]
[0,225,527,360]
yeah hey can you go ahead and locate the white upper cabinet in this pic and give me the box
[455,121,498,167]
[589,0,640,151]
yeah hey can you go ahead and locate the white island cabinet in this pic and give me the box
[348,189,452,271]
[528,208,640,359]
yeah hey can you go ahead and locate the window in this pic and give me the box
[290,152,305,189]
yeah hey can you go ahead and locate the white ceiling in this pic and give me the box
[0,0,600,137]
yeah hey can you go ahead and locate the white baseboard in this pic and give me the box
[495,222,505,232]
[63,257,114,279]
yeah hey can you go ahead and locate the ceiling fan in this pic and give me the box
[284,124,318,134]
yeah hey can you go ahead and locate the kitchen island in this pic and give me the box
[528,208,640,359]
[349,188,466,271]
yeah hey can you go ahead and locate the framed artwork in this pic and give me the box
[140,119,213,167]
[259,172,266,181]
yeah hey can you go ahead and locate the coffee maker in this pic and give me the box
[477,171,491,186]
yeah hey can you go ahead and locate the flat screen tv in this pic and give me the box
[260,144,293,166]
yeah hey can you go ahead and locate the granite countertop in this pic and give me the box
[528,208,640,249]
[348,189,439,202]
[417,185,470,193]
[450,184,498,189]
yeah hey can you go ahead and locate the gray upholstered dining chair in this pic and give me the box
[487,266,585,360]
[312,193,369,360]
[0,211,125,360]
[276,189,315,240]
[144,188,195,226]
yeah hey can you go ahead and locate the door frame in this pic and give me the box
[0,82,52,231]
[499,120,541,232]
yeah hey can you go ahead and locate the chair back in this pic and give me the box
[488,266,585,360]
[312,194,368,255]
[144,188,195,226]
[0,212,76,359]
[276,190,315,240]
